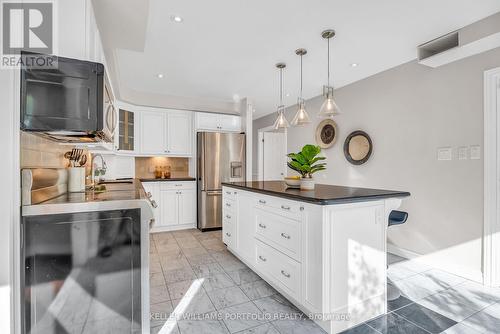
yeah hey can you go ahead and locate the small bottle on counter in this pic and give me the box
[154,166,162,179]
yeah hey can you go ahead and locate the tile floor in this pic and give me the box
[149,229,500,334]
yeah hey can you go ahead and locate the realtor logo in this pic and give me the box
[2,1,53,55]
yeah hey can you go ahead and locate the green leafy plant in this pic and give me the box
[287,144,326,178]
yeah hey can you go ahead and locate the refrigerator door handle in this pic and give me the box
[206,190,222,196]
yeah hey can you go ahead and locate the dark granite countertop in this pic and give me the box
[222,181,410,205]
[140,177,196,182]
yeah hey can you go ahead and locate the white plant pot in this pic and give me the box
[300,177,315,190]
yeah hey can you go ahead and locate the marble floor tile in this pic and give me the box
[392,273,447,301]
[234,323,279,334]
[387,293,413,312]
[442,322,482,334]
[418,291,480,322]
[179,241,203,250]
[387,265,418,282]
[366,313,428,334]
[151,284,171,304]
[389,260,432,275]
[211,250,238,262]
[240,280,277,300]
[271,318,326,334]
[163,267,197,284]
[171,289,216,317]
[151,272,167,287]
[201,273,236,292]
[150,259,163,274]
[160,257,191,271]
[207,286,250,310]
[167,278,204,300]
[461,302,500,334]
[158,249,186,262]
[227,268,262,286]
[151,301,174,328]
[156,243,182,253]
[252,294,302,319]
[182,247,209,258]
[186,253,217,266]
[394,302,456,333]
[192,262,225,278]
[419,269,467,290]
[438,282,499,311]
[151,322,180,334]
[339,323,380,334]
[454,280,500,302]
[178,319,230,334]
[219,258,248,272]
[219,302,268,333]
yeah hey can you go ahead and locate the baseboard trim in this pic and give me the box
[387,243,484,284]
[150,223,196,233]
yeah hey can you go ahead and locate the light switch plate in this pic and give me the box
[458,146,468,160]
[470,145,481,160]
[437,147,452,161]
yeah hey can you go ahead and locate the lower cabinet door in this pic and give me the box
[237,193,255,264]
[160,190,178,226]
[223,220,235,248]
[178,189,196,225]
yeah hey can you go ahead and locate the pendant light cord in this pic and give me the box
[279,67,283,107]
[327,37,330,87]
[300,55,303,98]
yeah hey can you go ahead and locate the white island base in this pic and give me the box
[222,183,409,333]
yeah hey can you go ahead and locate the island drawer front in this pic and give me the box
[223,198,236,211]
[254,195,303,221]
[223,220,236,247]
[223,210,236,225]
[222,187,238,201]
[160,181,196,191]
[255,239,301,300]
[255,208,301,262]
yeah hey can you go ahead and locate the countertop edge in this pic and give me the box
[139,178,196,182]
[222,182,410,205]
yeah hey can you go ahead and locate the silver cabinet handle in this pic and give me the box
[149,218,155,228]
[226,191,232,195]
[151,200,158,208]
[226,203,231,207]
[258,223,266,229]
[146,192,152,198]
[281,233,290,239]
[233,191,237,195]
[259,200,266,204]
[175,184,182,187]
[281,205,291,210]
[281,270,291,278]
[226,215,231,219]
[226,232,231,237]
[258,255,267,262]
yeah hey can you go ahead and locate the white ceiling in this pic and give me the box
[94,0,500,118]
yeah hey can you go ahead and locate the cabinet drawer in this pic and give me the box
[223,220,236,247]
[223,211,236,225]
[223,187,238,202]
[223,198,236,211]
[255,195,303,220]
[255,208,301,262]
[255,239,301,300]
[160,181,195,191]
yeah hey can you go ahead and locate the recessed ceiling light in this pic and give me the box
[171,15,183,23]
[350,63,359,67]
[286,93,290,97]
[157,74,164,78]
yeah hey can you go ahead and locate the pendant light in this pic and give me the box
[318,29,341,118]
[272,62,289,131]
[291,48,311,126]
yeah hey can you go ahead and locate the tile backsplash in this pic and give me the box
[21,132,78,168]
[135,157,189,179]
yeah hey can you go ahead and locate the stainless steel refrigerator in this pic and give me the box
[197,132,246,230]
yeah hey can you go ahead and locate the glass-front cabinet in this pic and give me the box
[117,109,135,151]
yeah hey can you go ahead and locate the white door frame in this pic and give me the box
[484,67,500,287]
[257,126,287,181]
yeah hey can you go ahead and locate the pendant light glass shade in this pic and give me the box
[318,86,340,118]
[291,48,311,126]
[291,98,310,126]
[273,63,289,131]
[318,30,341,118]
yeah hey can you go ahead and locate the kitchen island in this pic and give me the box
[221,181,410,334]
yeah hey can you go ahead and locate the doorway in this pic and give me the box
[257,127,287,181]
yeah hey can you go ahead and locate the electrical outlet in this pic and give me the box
[437,147,452,161]
[470,145,481,160]
[458,146,468,160]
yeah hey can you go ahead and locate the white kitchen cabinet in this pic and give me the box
[167,113,193,155]
[140,110,193,156]
[160,190,178,227]
[140,111,165,154]
[235,192,255,263]
[195,112,241,132]
[147,181,197,232]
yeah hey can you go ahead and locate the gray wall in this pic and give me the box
[253,47,500,279]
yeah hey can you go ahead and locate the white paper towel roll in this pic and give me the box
[68,167,86,192]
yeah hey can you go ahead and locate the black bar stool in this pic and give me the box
[387,210,408,302]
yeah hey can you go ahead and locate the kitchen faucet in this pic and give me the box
[90,153,107,188]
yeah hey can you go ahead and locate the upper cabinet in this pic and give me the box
[57,0,104,63]
[195,112,242,132]
[140,110,193,156]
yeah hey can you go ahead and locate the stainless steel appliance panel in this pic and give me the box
[197,132,245,230]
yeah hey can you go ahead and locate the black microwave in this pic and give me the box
[20,53,107,142]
